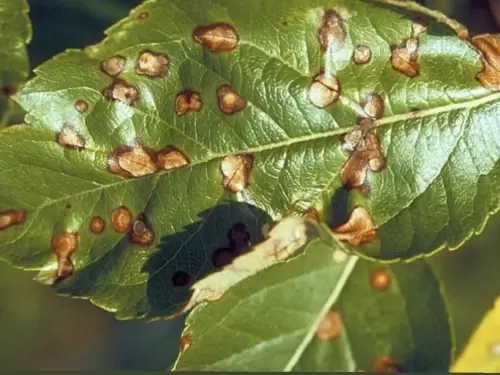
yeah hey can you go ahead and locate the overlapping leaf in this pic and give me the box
[0,0,499,319]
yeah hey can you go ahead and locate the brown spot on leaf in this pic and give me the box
[318,9,346,51]
[111,206,133,233]
[108,144,158,178]
[370,267,392,291]
[316,311,343,341]
[101,55,126,77]
[172,270,191,287]
[332,206,377,247]
[135,50,169,78]
[2,84,18,96]
[470,34,500,90]
[138,12,149,20]
[227,222,251,252]
[74,100,89,113]
[303,208,320,222]
[0,210,25,230]
[175,91,202,115]
[221,154,254,192]
[363,93,384,119]
[51,232,78,282]
[56,124,85,151]
[179,335,192,354]
[90,216,105,234]
[217,85,246,114]
[156,146,190,171]
[193,23,239,52]
[309,73,340,108]
[129,216,155,246]
[372,357,400,372]
[353,45,372,65]
[211,247,237,268]
[103,80,139,106]
[391,38,420,78]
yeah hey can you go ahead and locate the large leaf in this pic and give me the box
[1,0,499,319]
[173,231,451,372]
[0,0,31,125]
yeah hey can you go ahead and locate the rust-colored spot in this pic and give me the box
[56,124,85,151]
[470,34,500,90]
[391,38,420,78]
[370,267,392,292]
[193,23,239,52]
[2,84,18,96]
[304,208,320,222]
[211,247,237,268]
[103,80,139,106]
[138,12,149,20]
[156,146,190,171]
[332,249,348,264]
[353,45,372,65]
[221,154,254,193]
[332,206,377,247]
[101,55,126,77]
[372,357,400,372]
[179,335,192,354]
[217,85,247,114]
[111,206,133,233]
[135,50,169,78]
[90,216,105,234]
[363,93,384,119]
[129,217,155,246]
[108,144,158,178]
[175,91,202,115]
[51,232,78,282]
[172,270,191,287]
[318,9,346,51]
[74,99,89,113]
[227,222,250,252]
[0,210,25,230]
[316,310,343,341]
[309,73,340,108]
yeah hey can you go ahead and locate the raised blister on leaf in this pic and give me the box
[217,85,246,114]
[90,216,105,234]
[370,267,392,291]
[51,232,78,282]
[0,209,25,230]
[129,216,155,246]
[135,50,169,78]
[175,91,202,115]
[391,38,420,78]
[111,206,133,233]
[316,310,343,341]
[309,73,340,108]
[74,99,89,113]
[101,55,126,77]
[353,45,372,65]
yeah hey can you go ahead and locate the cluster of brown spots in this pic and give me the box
[156,146,190,171]
[340,120,385,190]
[370,267,392,291]
[362,93,384,119]
[309,73,340,108]
[353,45,372,65]
[470,34,500,90]
[221,154,254,193]
[51,232,79,282]
[135,50,169,78]
[129,216,155,246]
[193,23,240,53]
[175,91,202,115]
[101,55,126,77]
[332,206,377,247]
[0,210,25,230]
[217,85,246,114]
[172,270,191,287]
[111,206,133,233]
[179,335,192,354]
[103,80,139,106]
[108,144,158,178]
[318,9,346,51]
[316,310,343,341]
[90,216,105,234]
[74,99,89,113]
[56,124,85,151]
[372,357,400,372]
[1,84,18,96]
[391,38,420,78]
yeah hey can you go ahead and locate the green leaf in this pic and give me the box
[1,0,499,318]
[173,233,451,372]
[0,0,31,125]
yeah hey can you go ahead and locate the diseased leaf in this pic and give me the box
[0,0,31,125]
[1,0,499,319]
[173,232,451,372]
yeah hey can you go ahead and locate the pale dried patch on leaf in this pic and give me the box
[129,216,155,246]
[156,146,190,171]
[391,38,420,78]
[103,80,139,105]
[332,206,377,247]
[117,145,158,177]
[193,23,239,52]
[370,267,392,291]
[56,124,85,150]
[221,154,254,192]
[318,9,345,51]
[90,216,105,234]
[51,232,78,282]
[353,45,372,65]
[175,91,202,115]
[101,55,126,77]
[217,85,247,114]
[182,217,314,313]
[135,50,169,78]
[0,210,25,230]
[363,93,384,119]
[74,99,89,113]
[316,310,343,341]
[111,206,133,233]
[471,34,500,90]
[309,73,340,108]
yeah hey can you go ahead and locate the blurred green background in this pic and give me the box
[0,0,499,370]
